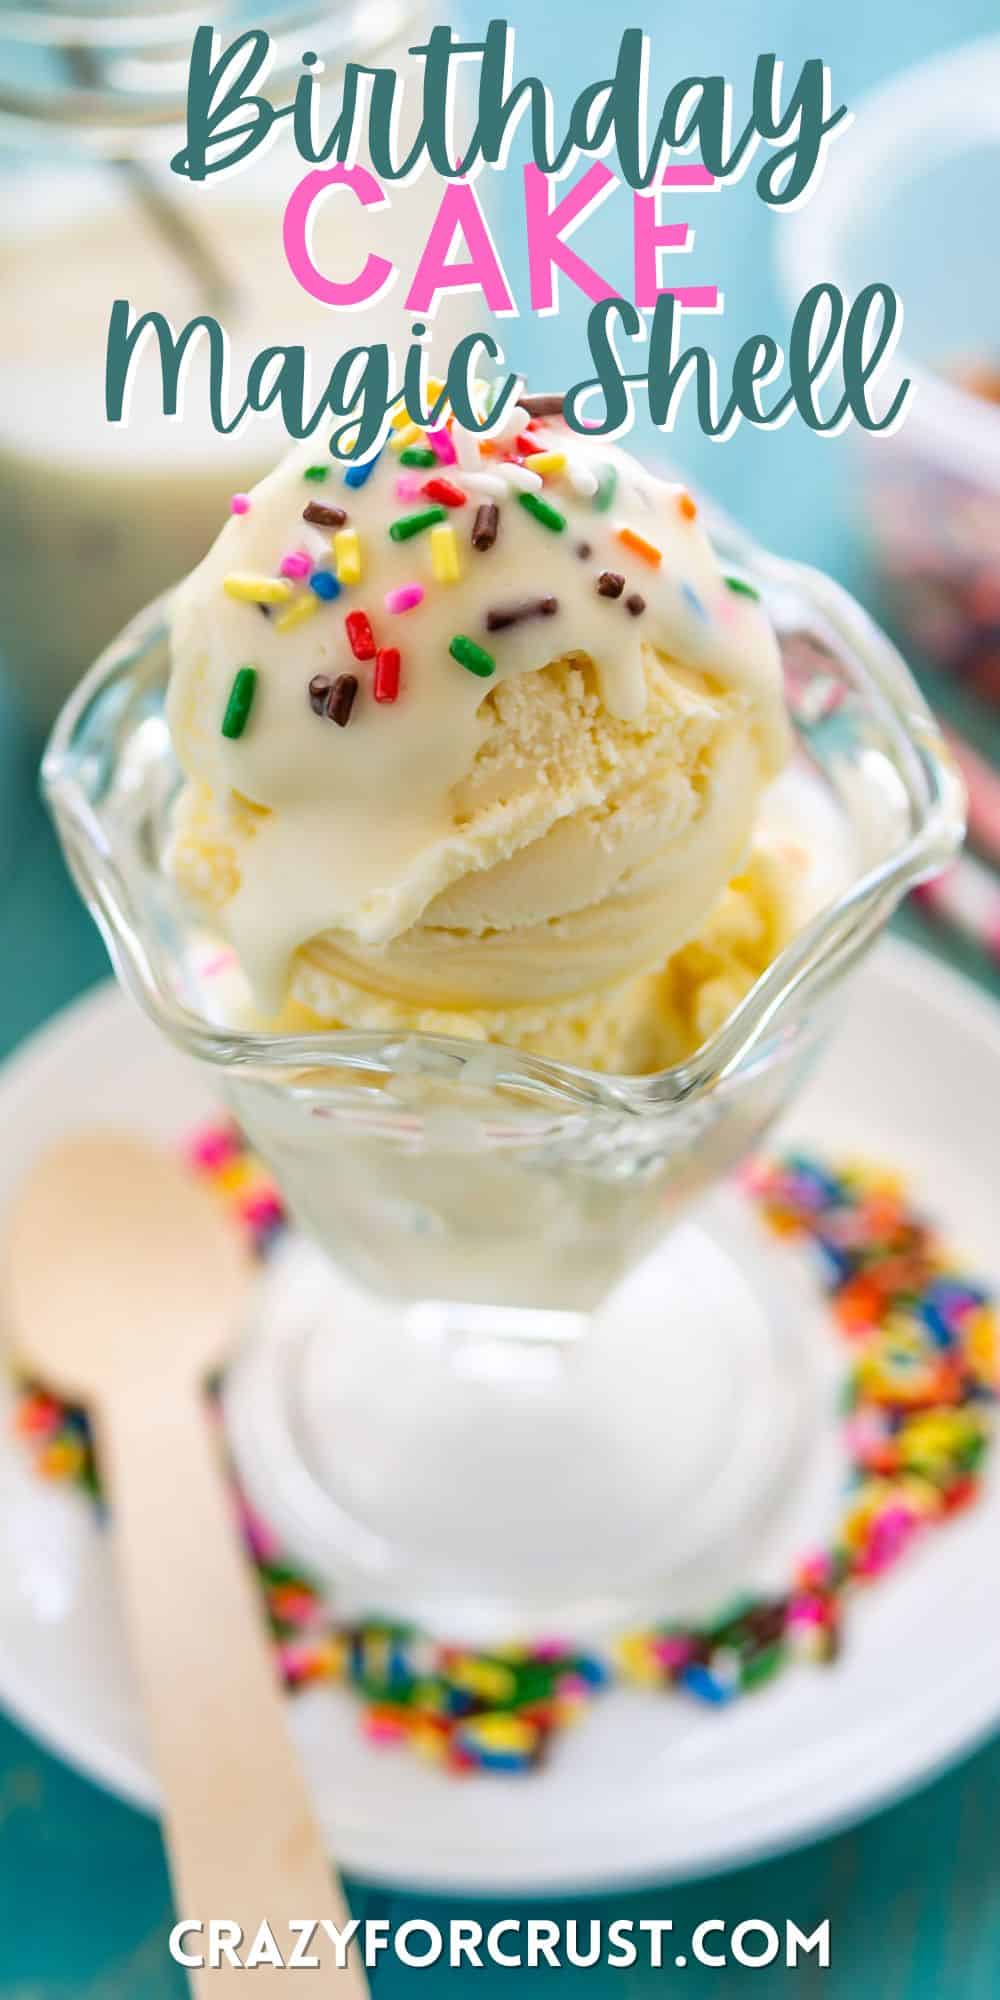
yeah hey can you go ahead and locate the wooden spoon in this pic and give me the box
[4,1132,369,1994]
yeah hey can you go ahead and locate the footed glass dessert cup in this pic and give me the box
[44,515,964,1642]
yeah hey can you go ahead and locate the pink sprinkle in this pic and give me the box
[237,1189,285,1229]
[230,493,251,515]
[280,549,312,579]
[787,1594,828,1627]
[556,1673,593,1701]
[428,427,457,465]
[363,1711,409,1745]
[237,1495,282,1563]
[384,582,425,615]
[653,1633,697,1672]
[278,1639,319,1685]
[395,474,423,501]
[187,1126,239,1170]
[531,1639,569,1662]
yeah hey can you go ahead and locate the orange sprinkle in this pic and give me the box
[616,527,662,569]
[678,491,698,521]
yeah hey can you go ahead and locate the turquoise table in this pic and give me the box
[3,1,1000,1990]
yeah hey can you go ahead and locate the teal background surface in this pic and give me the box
[2,0,1000,1990]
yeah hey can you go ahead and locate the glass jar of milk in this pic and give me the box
[0,3,475,729]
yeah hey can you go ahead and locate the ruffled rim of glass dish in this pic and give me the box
[42,518,964,1118]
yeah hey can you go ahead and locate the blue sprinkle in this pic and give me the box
[442,1686,478,1718]
[921,1280,986,1346]
[574,1654,610,1687]
[681,581,707,620]
[680,1664,735,1706]
[812,1236,854,1285]
[309,569,340,601]
[465,1748,533,1773]
[344,451,381,489]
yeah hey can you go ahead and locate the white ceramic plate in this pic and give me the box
[0,938,998,1892]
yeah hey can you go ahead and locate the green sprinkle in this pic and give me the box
[221,665,257,740]
[724,574,761,601]
[303,465,329,482]
[740,1643,785,1691]
[398,446,437,468]
[449,634,496,678]
[517,491,566,534]
[389,505,447,542]
[593,465,617,512]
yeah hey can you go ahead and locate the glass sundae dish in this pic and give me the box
[43,398,964,1643]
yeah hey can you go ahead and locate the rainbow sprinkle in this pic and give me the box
[389,506,446,543]
[517,491,566,534]
[725,575,761,602]
[345,609,376,661]
[616,526,662,568]
[374,647,401,703]
[523,451,566,479]
[230,493,251,516]
[220,666,257,739]
[449,634,496,677]
[275,594,319,635]
[333,529,362,586]
[223,574,292,607]
[423,477,466,509]
[593,465,617,512]
[344,453,380,489]
[384,583,424,615]
[428,428,457,466]
[12,1132,995,1775]
[430,522,460,583]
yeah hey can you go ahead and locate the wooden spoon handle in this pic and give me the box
[95,1380,369,1993]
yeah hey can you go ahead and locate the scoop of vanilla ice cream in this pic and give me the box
[167,401,793,1065]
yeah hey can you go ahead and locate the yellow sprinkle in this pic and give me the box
[449,1657,517,1703]
[462,1714,539,1757]
[333,528,362,585]
[614,1633,662,1687]
[223,573,292,606]
[430,522,460,583]
[40,1438,86,1481]
[390,423,422,452]
[523,450,567,479]
[391,404,415,431]
[214,1160,258,1196]
[275,592,320,634]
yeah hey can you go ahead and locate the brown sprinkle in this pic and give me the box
[471,502,499,551]
[625,592,646,617]
[329,673,359,725]
[303,500,348,528]
[308,671,359,724]
[486,596,558,632]
[308,673,333,716]
[596,570,625,598]
[520,393,565,417]
[575,541,592,559]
